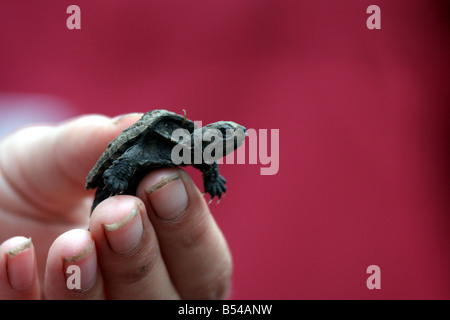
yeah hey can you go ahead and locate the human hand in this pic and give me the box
[0,114,232,299]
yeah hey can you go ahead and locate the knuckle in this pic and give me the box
[189,259,233,300]
[175,211,211,249]
[114,240,160,285]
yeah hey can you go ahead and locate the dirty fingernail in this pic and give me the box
[103,206,143,254]
[7,237,36,290]
[64,241,97,292]
[112,113,144,125]
[146,172,188,221]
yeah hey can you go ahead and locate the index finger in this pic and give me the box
[137,168,233,299]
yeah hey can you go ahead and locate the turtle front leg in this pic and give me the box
[198,162,227,202]
[103,144,142,194]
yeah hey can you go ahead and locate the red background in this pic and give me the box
[1,1,449,299]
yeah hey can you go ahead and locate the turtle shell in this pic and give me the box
[85,109,196,189]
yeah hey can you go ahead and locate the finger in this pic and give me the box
[137,168,233,300]
[0,237,40,300]
[44,229,105,299]
[0,114,142,216]
[89,195,179,300]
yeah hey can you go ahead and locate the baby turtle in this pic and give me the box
[86,109,246,212]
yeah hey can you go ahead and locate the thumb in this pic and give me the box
[0,114,141,215]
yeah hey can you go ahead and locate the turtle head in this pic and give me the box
[192,121,247,163]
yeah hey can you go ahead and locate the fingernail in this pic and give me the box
[146,172,189,221]
[112,113,144,125]
[64,241,97,292]
[103,206,143,254]
[6,238,36,290]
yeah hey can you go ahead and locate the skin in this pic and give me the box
[0,114,232,299]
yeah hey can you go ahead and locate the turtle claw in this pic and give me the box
[204,173,227,204]
[207,195,222,205]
